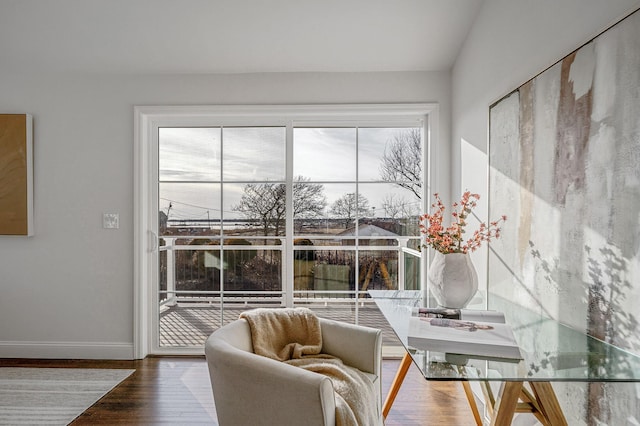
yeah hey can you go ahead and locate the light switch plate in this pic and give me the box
[103,213,119,229]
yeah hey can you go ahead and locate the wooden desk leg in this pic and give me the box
[490,381,522,426]
[382,352,412,419]
[529,382,568,426]
[461,382,484,426]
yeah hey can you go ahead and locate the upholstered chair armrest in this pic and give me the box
[319,318,382,376]
[206,323,336,426]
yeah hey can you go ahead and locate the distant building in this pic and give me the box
[338,223,398,246]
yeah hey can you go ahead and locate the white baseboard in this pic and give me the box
[0,340,135,360]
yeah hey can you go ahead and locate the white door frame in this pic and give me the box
[133,103,440,358]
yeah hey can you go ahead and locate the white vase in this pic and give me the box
[427,252,478,308]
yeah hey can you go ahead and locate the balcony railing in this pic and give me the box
[157,236,422,347]
[159,237,421,306]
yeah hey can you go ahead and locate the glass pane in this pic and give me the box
[357,237,399,247]
[312,249,355,299]
[159,248,168,299]
[293,240,316,295]
[157,117,428,349]
[358,183,422,236]
[223,237,283,246]
[225,182,286,236]
[173,246,222,295]
[293,128,356,181]
[223,127,285,181]
[159,182,221,236]
[159,237,222,295]
[407,238,421,251]
[292,177,327,234]
[304,301,358,325]
[220,306,283,326]
[358,250,398,292]
[404,249,421,291]
[305,183,363,234]
[160,303,221,347]
[359,127,422,187]
[159,127,220,181]
[293,237,351,247]
[223,249,282,292]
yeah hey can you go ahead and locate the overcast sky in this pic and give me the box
[158,127,421,221]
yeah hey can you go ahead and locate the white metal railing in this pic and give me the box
[159,237,422,307]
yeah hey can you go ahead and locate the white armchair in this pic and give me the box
[205,317,383,426]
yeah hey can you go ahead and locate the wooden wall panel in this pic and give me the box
[0,114,33,236]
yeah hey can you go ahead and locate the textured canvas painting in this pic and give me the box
[488,9,640,424]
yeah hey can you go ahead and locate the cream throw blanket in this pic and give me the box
[239,308,379,426]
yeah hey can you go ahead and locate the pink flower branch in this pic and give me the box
[420,191,506,254]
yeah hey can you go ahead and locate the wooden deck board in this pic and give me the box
[160,303,402,348]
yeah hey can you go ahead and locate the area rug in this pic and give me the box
[0,367,134,425]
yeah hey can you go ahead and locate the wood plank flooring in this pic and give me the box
[1,357,477,425]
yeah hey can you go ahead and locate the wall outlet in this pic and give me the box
[103,213,119,229]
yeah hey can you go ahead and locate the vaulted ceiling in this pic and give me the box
[0,0,483,74]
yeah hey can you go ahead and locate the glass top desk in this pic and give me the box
[369,290,640,425]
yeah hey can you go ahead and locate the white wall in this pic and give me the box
[0,71,450,359]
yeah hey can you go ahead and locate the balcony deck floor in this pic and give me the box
[160,302,402,348]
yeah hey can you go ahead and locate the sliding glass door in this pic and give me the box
[135,104,436,355]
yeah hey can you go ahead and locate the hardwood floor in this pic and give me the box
[1,357,476,425]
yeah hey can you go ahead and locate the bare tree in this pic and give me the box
[330,192,370,229]
[293,176,327,218]
[235,177,326,236]
[379,129,422,199]
[235,183,283,235]
[381,194,420,219]
[381,194,402,219]
[293,176,327,232]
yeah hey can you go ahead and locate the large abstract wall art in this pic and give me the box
[488,8,640,424]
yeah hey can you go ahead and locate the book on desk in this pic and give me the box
[411,307,506,323]
[407,315,523,361]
